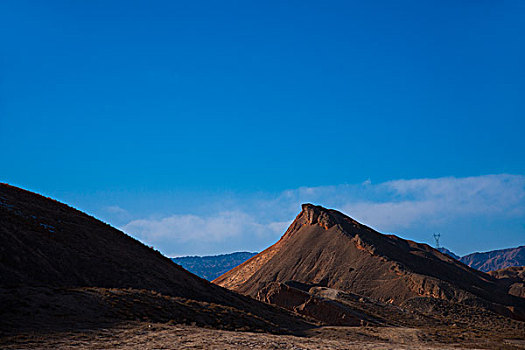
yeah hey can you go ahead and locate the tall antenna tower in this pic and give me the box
[433,233,441,249]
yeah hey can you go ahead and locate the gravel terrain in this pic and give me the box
[1,323,496,350]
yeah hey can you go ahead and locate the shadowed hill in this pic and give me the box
[0,184,214,300]
[214,204,525,321]
[0,184,312,334]
[489,266,525,298]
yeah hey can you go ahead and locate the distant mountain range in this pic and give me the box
[171,252,257,281]
[438,246,524,272]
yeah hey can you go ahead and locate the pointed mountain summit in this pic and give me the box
[214,204,524,321]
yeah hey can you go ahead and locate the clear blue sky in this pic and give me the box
[1,1,524,256]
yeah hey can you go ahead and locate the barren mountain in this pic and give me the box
[214,204,525,322]
[460,246,525,272]
[0,183,311,334]
[437,246,525,273]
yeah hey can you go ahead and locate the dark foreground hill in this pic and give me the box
[215,204,525,324]
[172,252,257,281]
[0,184,312,334]
[437,247,460,260]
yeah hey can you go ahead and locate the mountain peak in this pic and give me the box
[215,204,525,322]
[300,203,339,229]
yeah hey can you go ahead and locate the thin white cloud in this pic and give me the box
[102,205,132,224]
[275,174,525,231]
[343,200,441,230]
[123,211,285,248]
[105,205,130,215]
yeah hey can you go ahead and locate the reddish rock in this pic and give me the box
[257,282,362,326]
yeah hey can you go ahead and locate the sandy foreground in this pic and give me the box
[4,322,520,350]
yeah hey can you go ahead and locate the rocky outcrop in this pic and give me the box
[301,204,339,229]
[489,266,525,299]
[257,282,363,326]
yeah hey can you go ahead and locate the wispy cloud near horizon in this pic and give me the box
[123,211,289,257]
[118,174,525,257]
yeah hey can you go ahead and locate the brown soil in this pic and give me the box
[2,322,525,349]
[3,284,522,349]
[0,286,311,335]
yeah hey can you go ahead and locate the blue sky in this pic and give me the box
[1,1,524,256]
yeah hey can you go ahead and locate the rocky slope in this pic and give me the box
[489,266,525,298]
[0,183,311,334]
[214,204,525,323]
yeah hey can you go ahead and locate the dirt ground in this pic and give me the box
[2,322,524,350]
